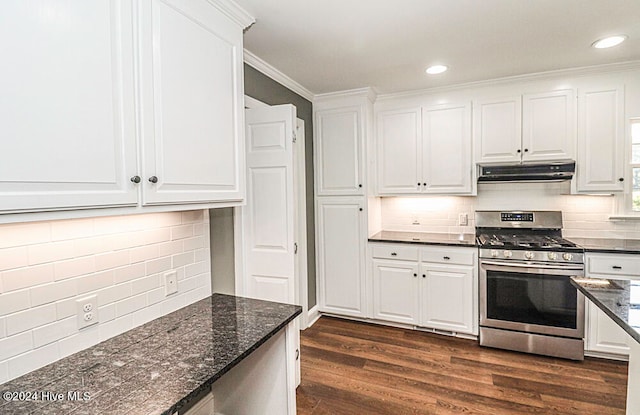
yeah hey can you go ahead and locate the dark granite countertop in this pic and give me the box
[571,277,640,344]
[567,238,640,254]
[0,294,301,415]
[368,230,477,247]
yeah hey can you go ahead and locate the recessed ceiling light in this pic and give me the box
[426,65,448,75]
[592,35,627,49]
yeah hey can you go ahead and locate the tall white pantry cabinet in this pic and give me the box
[0,0,253,220]
[315,90,374,318]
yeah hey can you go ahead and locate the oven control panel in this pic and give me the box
[501,212,533,222]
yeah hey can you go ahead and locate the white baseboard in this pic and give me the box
[306,305,320,329]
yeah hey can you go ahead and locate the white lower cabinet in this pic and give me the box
[317,197,368,318]
[586,299,630,356]
[421,264,475,334]
[369,243,478,335]
[372,259,420,324]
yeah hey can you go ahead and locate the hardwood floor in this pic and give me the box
[296,317,628,415]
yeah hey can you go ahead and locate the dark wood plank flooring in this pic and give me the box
[296,317,628,415]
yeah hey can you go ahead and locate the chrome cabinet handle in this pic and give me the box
[130,176,141,184]
[148,176,158,184]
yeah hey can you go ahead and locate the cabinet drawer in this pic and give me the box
[371,244,419,261]
[421,248,475,266]
[587,254,640,277]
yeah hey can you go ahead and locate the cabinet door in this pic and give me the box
[372,260,420,324]
[422,103,472,194]
[473,97,522,164]
[586,300,630,356]
[421,264,476,334]
[316,197,367,318]
[315,107,364,196]
[576,86,625,193]
[139,0,245,205]
[376,108,422,194]
[0,0,138,212]
[522,90,575,162]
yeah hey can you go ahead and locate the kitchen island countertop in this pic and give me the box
[0,293,301,415]
[368,230,477,247]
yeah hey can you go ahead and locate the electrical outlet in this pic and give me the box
[459,213,468,226]
[76,295,98,330]
[164,270,178,296]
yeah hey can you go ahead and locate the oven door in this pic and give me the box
[480,260,585,339]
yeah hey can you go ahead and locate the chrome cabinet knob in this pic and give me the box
[130,175,141,184]
[148,176,158,183]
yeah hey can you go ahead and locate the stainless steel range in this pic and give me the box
[476,211,585,360]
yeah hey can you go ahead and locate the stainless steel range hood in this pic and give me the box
[477,161,575,182]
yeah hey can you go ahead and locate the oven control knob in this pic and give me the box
[562,253,573,261]
[503,250,513,258]
[524,251,534,260]
[490,249,499,258]
[548,252,558,260]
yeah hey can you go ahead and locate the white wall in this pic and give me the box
[0,210,211,383]
[380,182,640,239]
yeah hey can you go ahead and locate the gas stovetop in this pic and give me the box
[475,210,584,264]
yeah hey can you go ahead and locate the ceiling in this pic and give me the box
[235,0,640,96]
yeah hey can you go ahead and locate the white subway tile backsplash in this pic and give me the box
[2,264,54,292]
[8,342,59,380]
[0,289,31,316]
[5,303,57,336]
[0,210,211,384]
[145,257,172,275]
[131,275,160,296]
[54,256,95,280]
[77,270,115,295]
[0,331,33,361]
[30,279,78,307]
[32,317,76,348]
[0,247,29,271]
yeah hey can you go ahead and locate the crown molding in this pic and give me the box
[243,49,315,102]
[377,60,640,102]
[314,87,377,104]
[207,0,254,29]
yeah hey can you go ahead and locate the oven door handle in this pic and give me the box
[481,260,584,272]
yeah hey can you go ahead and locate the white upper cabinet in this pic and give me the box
[315,107,364,195]
[139,0,247,205]
[0,0,138,213]
[0,0,252,218]
[474,90,576,164]
[376,108,422,194]
[376,103,472,195]
[522,90,575,162]
[422,103,472,193]
[473,97,522,164]
[575,85,625,193]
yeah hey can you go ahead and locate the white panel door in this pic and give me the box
[372,260,419,324]
[586,300,630,356]
[522,90,575,162]
[473,97,522,164]
[0,0,138,212]
[376,108,422,194]
[315,107,363,196]
[317,197,367,317]
[576,86,625,193]
[422,103,472,194]
[139,0,244,205]
[421,264,475,334]
[242,105,296,304]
